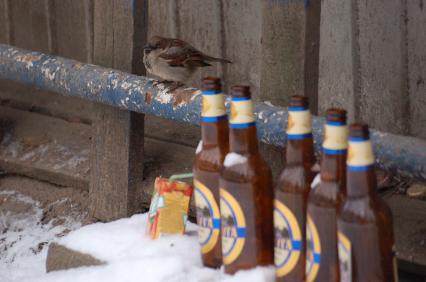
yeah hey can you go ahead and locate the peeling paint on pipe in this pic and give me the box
[0,44,425,181]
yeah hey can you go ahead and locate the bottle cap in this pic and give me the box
[202,77,222,93]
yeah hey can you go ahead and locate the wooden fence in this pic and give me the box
[1,0,425,138]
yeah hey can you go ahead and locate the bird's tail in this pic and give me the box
[204,55,232,64]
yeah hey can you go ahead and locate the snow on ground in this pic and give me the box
[0,190,274,282]
[0,190,83,282]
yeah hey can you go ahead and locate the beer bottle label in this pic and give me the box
[220,188,246,265]
[194,179,221,254]
[229,97,255,128]
[287,107,312,139]
[323,121,348,155]
[347,138,374,171]
[201,90,227,122]
[274,200,302,277]
[338,232,352,282]
[306,215,321,282]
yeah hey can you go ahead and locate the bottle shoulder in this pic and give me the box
[221,152,272,181]
[338,196,381,224]
[194,146,227,171]
[308,180,343,207]
[276,165,311,193]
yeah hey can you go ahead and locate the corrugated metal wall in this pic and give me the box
[0,0,425,139]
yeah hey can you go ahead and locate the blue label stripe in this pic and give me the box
[327,121,346,126]
[349,137,369,142]
[230,122,256,128]
[212,218,221,229]
[291,240,302,251]
[202,90,222,95]
[201,115,228,123]
[323,148,347,155]
[288,107,308,112]
[313,253,321,264]
[287,133,313,140]
[236,227,246,238]
[347,164,374,171]
[231,96,251,101]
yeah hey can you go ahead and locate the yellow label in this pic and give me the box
[274,200,302,277]
[323,124,348,150]
[202,94,226,117]
[338,232,352,282]
[287,110,312,135]
[220,188,246,265]
[194,180,221,254]
[230,100,255,125]
[306,215,321,282]
[347,140,374,167]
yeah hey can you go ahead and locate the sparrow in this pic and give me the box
[143,36,231,85]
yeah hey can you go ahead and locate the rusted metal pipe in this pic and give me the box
[0,44,425,181]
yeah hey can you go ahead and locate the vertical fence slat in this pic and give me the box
[261,0,306,106]
[90,0,146,221]
[51,0,92,62]
[147,0,176,39]
[407,1,426,139]
[318,0,357,120]
[356,0,409,134]
[177,0,224,89]
[222,0,262,98]
[0,0,10,44]
[8,0,50,53]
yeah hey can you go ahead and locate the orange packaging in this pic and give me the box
[147,177,193,239]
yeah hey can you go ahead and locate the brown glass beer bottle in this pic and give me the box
[274,95,315,282]
[305,108,348,282]
[337,123,397,282]
[220,86,274,274]
[193,77,229,268]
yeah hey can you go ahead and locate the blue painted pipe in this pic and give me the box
[0,44,425,181]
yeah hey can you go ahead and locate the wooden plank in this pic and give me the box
[0,106,90,189]
[177,0,224,89]
[147,0,178,39]
[0,80,93,125]
[407,1,426,139]
[145,0,201,148]
[260,0,306,106]
[8,0,51,53]
[222,0,262,99]
[51,0,93,62]
[91,0,147,221]
[318,0,356,120]
[356,0,409,134]
[0,0,10,44]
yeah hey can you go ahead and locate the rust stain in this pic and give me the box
[171,88,197,108]
[145,92,153,104]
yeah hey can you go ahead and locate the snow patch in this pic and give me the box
[195,141,203,154]
[224,153,248,167]
[38,213,274,282]
[311,173,321,189]
[0,191,82,282]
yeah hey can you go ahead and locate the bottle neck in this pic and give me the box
[320,122,348,184]
[285,107,314,166]
[201,91,228,148]
[229,97,258,155]
[201,120,229,148]
[346,138,377,197]
[229,126,258,154]
[320,153,346,185]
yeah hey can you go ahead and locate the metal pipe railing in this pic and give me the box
[0,44,425,182]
